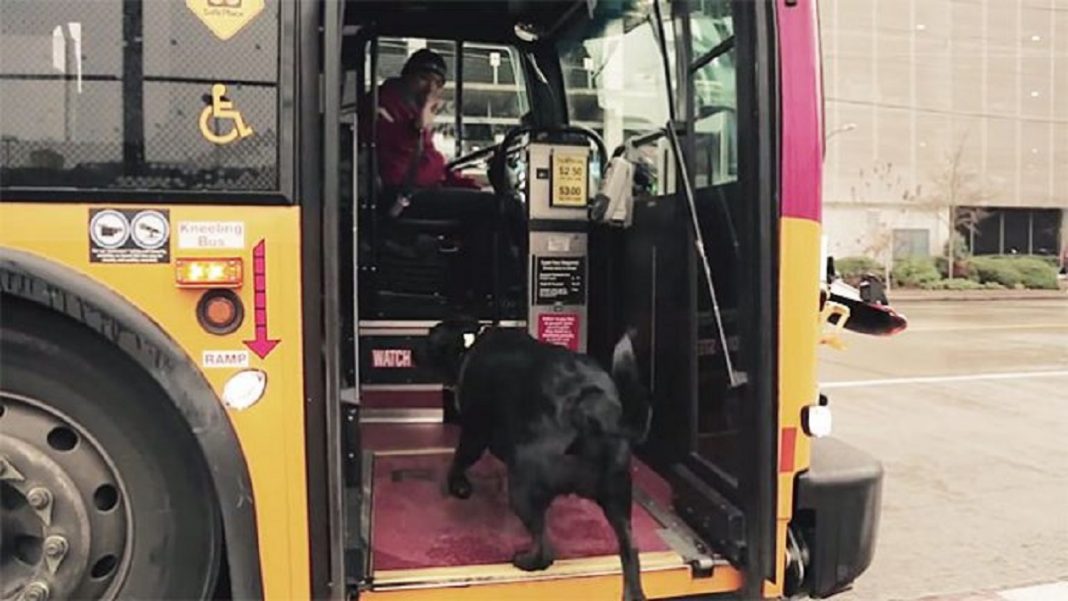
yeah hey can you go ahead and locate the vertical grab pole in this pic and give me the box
[322,0,346,597]
[666,125,740,388]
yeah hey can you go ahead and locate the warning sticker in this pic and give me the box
[89,209,170,264]
[537,313,580,351]
[178,221,245,249]
[186,0,266,41]
[372,349,413,369]
[533,256,586,305]
[203,350,250,369]
[551,150,588,207]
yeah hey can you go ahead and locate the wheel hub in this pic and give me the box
[0,394,129,600]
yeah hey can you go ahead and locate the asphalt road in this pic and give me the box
[820,299,1068,601]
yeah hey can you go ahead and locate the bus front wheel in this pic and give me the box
[0,302,221,600]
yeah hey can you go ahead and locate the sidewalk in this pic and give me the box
[916,581,1068,601]
[888,288,1067,302]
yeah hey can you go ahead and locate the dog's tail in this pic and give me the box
[612,329,652,444]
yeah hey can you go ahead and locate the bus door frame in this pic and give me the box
[649,1,780,595]
[310,0,349,598]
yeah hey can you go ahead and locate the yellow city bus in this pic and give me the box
[0,1,883,599]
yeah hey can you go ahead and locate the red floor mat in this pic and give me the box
[361,422,459,453]
[371,452,671,572]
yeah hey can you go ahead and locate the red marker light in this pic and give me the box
[196,289,244,335]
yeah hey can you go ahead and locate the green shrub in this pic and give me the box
[920,278,985,291]
[835,256,885,283]
[971,256,1023,288]
[970,256,1059,290]
[1012,257,1059,290]
[918,279,945,290]
[893,257,941,288]
[949,278,984,290]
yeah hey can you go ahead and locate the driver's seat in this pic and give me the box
[358,147,504,318]
[362,153,457,288]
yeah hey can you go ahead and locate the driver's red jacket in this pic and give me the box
[364,78,478,190]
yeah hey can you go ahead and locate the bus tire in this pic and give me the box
[0,301,221,600]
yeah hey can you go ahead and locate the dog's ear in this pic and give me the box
[451,315,482,338]
[422,318,482,382]
[441,317,482,349]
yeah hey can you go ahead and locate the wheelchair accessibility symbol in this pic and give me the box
[199,83,253,145]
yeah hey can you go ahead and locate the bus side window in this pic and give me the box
[0,0,281,192]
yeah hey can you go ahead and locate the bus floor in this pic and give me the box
[358,422,741,599]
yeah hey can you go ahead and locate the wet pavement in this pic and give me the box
[820,300,1068,601]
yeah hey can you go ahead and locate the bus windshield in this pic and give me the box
[559,1,677,154]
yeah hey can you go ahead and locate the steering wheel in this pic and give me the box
[488,125,609,197]
[446,137,526,173]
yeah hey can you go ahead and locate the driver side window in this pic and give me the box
[377,38,459,159]
[376,37,529,179]
[459,43,530,160]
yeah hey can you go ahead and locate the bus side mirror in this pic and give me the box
[826,256,837,283]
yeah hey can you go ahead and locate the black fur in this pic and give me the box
[422,319,650,601]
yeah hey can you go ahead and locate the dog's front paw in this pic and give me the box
[512,549,554,572]
[447,473,473,499]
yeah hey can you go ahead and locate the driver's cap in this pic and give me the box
[402,49,447,80]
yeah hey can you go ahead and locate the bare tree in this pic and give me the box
[846,161,920,288]
[917,135,991,278]
[859,225,894,289]
[850,161,921,205]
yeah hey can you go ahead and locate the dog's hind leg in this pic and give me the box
[446,430,486,499]
[509,473,555,572]
[598,473,646,601]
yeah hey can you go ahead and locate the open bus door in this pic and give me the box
[609,1,781,596]
[320,1,881,599]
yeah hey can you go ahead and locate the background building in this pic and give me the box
[820,0,1068,263]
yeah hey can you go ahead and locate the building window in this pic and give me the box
[893,229,930,259]
[960,207,1063,256]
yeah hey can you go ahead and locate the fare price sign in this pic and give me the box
[551,150,588,207]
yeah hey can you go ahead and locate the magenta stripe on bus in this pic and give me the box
[778,0,823,222]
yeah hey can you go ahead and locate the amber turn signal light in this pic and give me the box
[197,289,244,335]
[176,258,243,288]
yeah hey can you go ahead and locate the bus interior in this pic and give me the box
[335,0,777,597]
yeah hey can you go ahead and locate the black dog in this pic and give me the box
[422,320,651,601]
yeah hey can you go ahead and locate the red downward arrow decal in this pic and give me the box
[243,239,281,359]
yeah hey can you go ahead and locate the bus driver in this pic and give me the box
[365,49,523,295]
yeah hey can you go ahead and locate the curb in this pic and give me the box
[887,289,1067,302]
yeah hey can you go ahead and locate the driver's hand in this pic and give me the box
[418,95,444,131]
[468,172,490,189]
